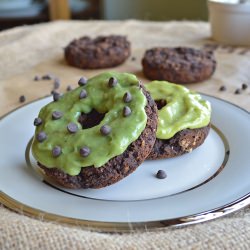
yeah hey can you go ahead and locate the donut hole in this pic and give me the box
[78,109,106,129]
[155,99,167,110]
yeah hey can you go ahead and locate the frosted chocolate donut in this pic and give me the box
[145,81,211,160]
[32,72,157,189]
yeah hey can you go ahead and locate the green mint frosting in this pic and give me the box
[145,81,211,140]
[32,72,147,176]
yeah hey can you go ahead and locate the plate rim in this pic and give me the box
[0,94,249,232]
[1,191,249,232]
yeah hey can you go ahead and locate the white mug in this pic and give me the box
[208,0,250,46]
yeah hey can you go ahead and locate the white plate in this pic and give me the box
[0,95,249,232]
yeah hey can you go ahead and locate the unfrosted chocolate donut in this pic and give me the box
[65,35,131,69]
[142,47,216,83]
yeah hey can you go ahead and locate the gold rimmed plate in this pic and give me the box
[0,94,249,232]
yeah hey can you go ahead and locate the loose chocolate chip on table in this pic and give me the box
[34,75,40,81]
[36,131,47,142]
[219,86,226,91]
[108,77,118,87]
[19,95,26,103]
[42,74,53,80]
[53,92,62,101]
[66,85,73,91]
[123,92,132,103]
[242,83,248,90]
[234,89,241,94]
[123,106,131,117]
[52,111,63,120]
[156,170,167,179]
[67,122,78,133]
[52,146,62,157]
[100,125,112,135]
[79,89,87,99]
[78,77,88,86]
[34,117,42,126]
[203,43,219,51]
[53,78,60,89]
[80,146,91,157]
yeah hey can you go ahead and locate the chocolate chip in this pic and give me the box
[123,92,132,103]
[52,111,63,120]
[36,131,47,142]
[131,57,136,61]
[52,146,62,157]
[79,89,87,99]
[34,117,42,126]
[108,77,118,87]
[34,75,40,81]
[66,85,73,91]
[53,92,62,101]
[53,78,60,89]
[100,125,111,135]
[234,88,241,94]
[226,150,230,155]
[123,106,131,117]
[242,83,248,90]
[42,74,53,80]
[78,77,88,86]
[67,122,78,133]
[156,170,167,179]
[219,86,226,91]
[203,43,219,51]
[19,95,26,103]
[80,146,91,157]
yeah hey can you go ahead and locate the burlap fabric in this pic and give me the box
[0,20,249,249]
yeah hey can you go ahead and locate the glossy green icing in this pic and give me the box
[32,72,147,176]
[145,81,211,140]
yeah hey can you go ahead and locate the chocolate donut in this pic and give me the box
[145,81,211,160]
[32,72,157,189]
[65,35,131,69]
[142,47,216,83]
